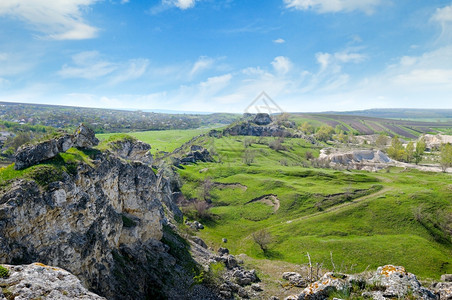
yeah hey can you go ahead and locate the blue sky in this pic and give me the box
[0,0,451,113]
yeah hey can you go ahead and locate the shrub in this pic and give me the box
[252,229,273,253]
[0,265,9,278]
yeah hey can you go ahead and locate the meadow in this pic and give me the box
[177,135,452,279]
[97,128,209,154]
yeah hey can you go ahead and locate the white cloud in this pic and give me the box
[121,0,130,3]
[431,4,452,42]
[190,56,215,77]
[273,38,286,44]
[59,51,116,79]
[432,4,452,23]
[163,0,197,10]
[109,59,150,85]
[284,0,382,14]
[59,51,150,84]
[271,56,292,75]
[334,51,366,63]
[0,0,99,40]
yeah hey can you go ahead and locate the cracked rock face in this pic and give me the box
[108,139,153,164]
[0,263,106,300]
[1,151,181,299]
[73,124,99,149]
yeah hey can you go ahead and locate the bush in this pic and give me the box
[269,138,286,151]
[252,229,273,253]
[0,265,9,278]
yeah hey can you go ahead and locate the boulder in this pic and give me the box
[14,124,99,170]
[14,134,72,170]
[298,272,349,300]
[108,138,152,164]
[180,146,213,165]
[431,281,452,299]
[0,263,105,300]
[442,274,452,282]
[193,237,208,249]
[232,269,258,286]
[370,265,436,299]
[282,271,307,287]
[73,123,99,148]
[218,247,230,256]
[253,113,273,125]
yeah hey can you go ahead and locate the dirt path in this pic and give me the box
[284,186,393,224]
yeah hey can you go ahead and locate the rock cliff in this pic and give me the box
[1,139,203,299]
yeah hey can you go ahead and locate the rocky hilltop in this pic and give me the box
[0,125,207,299]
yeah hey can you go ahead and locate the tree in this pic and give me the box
[252,229,273,253]
[242,149,256,165]
[335,125,343,134]
[315,125,334,142]
[440,143,452,172]
[387,136,406,161]
[375,133,388,149]
[405,141,414,163]
[300,122,313,134]
[336,131,348,143]
[414,137,426,165]
[199,177,213,202]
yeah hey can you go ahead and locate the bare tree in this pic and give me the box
[199,177,213,202]
[242,149,256,165]
[252,229,273,253]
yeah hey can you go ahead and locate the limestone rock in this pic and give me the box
[282,272,307,287]
[73,123,99,148]
[108,138,152,164]
[431,281,452,299]
[253,113,273,125]
[0,263,105,299]
[1,151,184,299]
[318,148,391,171]
[232,269,258,286]
[180,145,213,164]
[442,274,452,282]
[298,272,349,300]
[370,265,436,299]
[14,134,73,170]
[14,124,99,170]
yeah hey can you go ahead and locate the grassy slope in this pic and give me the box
[96,129,208,154]
[177,135,452,279]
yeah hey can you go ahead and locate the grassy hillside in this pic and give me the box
[97,128,209,154]
[176,135,452,279]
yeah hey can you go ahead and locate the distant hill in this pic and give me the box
[0,101,240,133]
[322,108,452,120]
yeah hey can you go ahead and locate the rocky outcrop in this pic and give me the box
[1,149,195,299]
[14,134,74,170]
[289,265,436,300]
[0,263,105,299]
[319,148,391,171]
[179,145,213,164]
[108,138,153,164]
[253,113,273,125]
[223,121,296,138]
[14,124,99,170]
[422,134,452,150]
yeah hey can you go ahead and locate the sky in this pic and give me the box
[0,0,451,113]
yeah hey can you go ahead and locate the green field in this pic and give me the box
[174,135,452,279]
[97,128,209,154]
